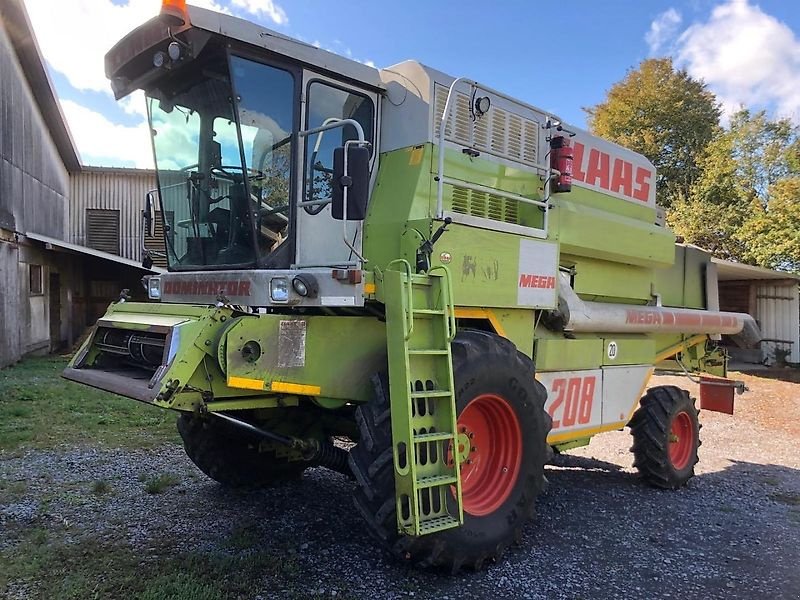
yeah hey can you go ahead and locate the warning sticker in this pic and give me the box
[517,239,559,308]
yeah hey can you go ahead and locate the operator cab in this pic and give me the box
[106,4,381,274]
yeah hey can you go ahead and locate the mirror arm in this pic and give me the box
[341,139,370,264]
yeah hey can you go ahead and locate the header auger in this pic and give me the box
[64,1,759,570]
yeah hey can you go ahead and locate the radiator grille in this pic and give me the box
[450,186,519,225]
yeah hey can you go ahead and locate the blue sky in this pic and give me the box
[22,0,800,168]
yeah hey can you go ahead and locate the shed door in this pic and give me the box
[756,282,800,365]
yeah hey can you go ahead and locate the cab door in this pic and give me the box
[296,72,379,267]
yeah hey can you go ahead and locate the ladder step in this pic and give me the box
[413,431,455,443]
[419,515,460,535]
[410,389,452,399]
[408,349,449,356]
[412,309,446,316]
[416,474,458,488]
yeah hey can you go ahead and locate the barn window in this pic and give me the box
[29,264,43,295]
[86,209,121,255]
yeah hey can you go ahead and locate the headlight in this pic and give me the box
[292,274,318,298]
[148,276,162,300]
[270,277,289,303]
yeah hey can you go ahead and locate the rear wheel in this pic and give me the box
[177,413,307,488]
[349,330,551,570]
[629,385,700,489]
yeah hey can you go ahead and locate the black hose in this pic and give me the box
[310,440,352,477]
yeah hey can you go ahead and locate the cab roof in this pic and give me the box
[185,5,385,91]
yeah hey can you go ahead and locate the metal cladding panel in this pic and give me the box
[0,18,69,238]
[756,282,800,364]
[69,169,157,263]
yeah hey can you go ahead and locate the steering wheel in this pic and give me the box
[211,165,266,183]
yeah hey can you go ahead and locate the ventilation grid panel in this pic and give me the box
[449,185,520,225]
[434,84,542,168]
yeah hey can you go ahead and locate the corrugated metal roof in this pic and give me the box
[25,231,165,273]
[712,258,800,282]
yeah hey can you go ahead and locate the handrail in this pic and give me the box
[429,265,457,341]
[298,118,369,265]
[386,259,415,339]
[434,77,560,236]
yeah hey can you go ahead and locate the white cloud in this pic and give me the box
[60,99,153,168]
[231,0,287,25]
[24,0,231,93]
[675,0,800,123]
[23,0,288,167]
[646,8,682,54]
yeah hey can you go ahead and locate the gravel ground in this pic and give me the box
[2,371,799,599]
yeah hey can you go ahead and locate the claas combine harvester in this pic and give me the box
[64,1,760,570]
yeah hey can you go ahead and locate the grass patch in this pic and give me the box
[143,473,180,494]
[91,479,112,496]
[0,357,178,451]
[771,492,800,506]
[0,525,301,600]
[0,479,28,502]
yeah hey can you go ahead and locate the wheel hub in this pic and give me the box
[668,411,694,470]
[453,393,523,516]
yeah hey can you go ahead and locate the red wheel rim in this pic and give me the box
[669,411,694,470]
[453,393,523,517]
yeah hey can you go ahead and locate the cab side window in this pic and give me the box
[304,82,374,208]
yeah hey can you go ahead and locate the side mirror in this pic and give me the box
[143,192,156,238]
[332,146,370,220]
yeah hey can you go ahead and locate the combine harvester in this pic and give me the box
[64,1,759,570]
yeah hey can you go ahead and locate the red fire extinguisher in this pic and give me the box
[549,136,573,193]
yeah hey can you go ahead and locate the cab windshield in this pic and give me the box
[147,52,295,270]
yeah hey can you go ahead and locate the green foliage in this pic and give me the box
[143,473,180,494]
[0,523,299,600]
[585,58,721,207]
[0,356,178,451]
[667,195,749,260]
[668,109,800,270]
[737,178,800,271]
[91,479,112,495]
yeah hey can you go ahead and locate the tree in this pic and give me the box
[585,58,721,207]
[668,109,800,271]
[737,178,800,272]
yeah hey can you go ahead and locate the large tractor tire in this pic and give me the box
[177,413,307,488]
[629,385,701,489]
[349,330,551,571]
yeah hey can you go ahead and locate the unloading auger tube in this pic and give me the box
[553,273,761,345]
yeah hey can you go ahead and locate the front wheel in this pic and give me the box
[349,330,552,570]
[629,385,701,489]
[177,413,307,488]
